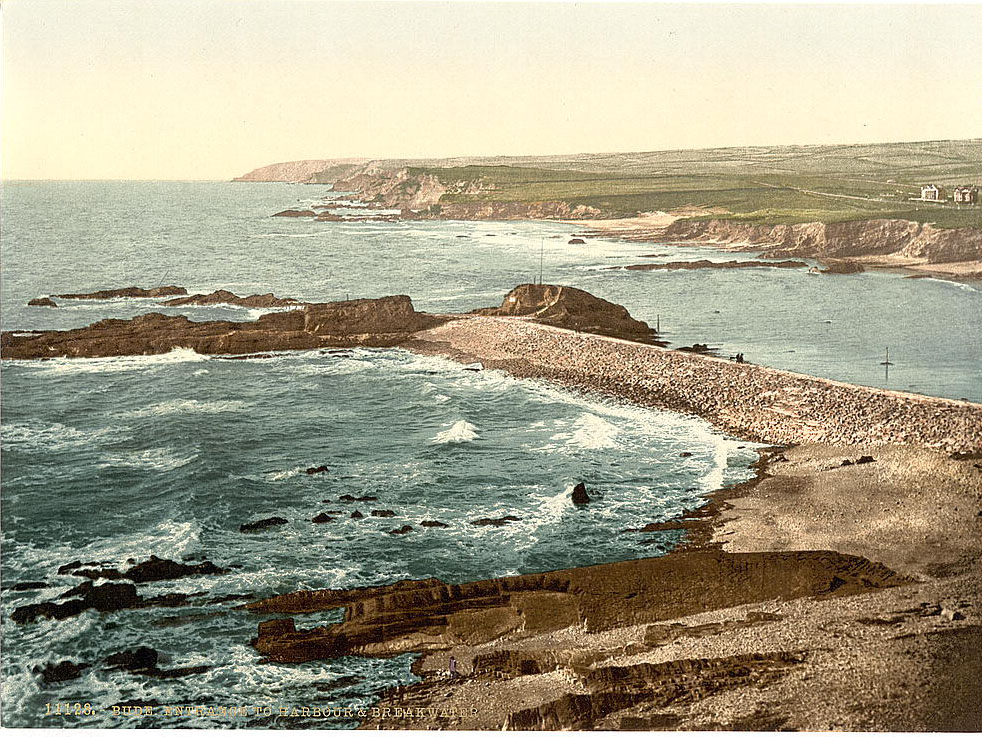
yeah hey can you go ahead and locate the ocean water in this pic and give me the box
[0,181,979,728]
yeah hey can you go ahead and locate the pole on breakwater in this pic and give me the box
[539,239,544,285]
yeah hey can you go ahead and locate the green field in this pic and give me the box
[402,140,982,228]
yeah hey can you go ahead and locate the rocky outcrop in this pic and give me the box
[27,297,58,307]
[68,555,227,583]
[272,209,316,218]
[239,517,288,533]
[12,581,194,624]
[246,550,909,663]
[1,294,449,360]
[53,286,187,300]
[162,290,301,308]
[39,661,89,683]
[616,259,808,271]
[473,284,659,344]
[663,218,982,265]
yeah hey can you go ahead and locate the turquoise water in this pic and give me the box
[0,181,978,728]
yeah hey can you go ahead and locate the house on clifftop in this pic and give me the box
[920,184,945,201]
[953,185,979,204]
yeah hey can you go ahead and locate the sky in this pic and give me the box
[2,1,981,180]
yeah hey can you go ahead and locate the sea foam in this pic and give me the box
[432,420,479,444]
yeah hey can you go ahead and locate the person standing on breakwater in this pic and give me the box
[449,656,458,679]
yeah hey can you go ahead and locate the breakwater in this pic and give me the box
[411,317,982,453]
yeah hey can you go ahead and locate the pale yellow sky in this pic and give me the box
[3,1,981,180]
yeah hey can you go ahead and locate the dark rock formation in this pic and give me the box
[10,581,49,591]
[568,238,587,245]
[240,517,289,533]
[350,511,365,519]
[616,259,807,271]
[273,209,316,217]
[106,647,159,672]
[421,520,449,528]
[312,513,335,524]
[105,647,209,678]
[39,661,88,683]
[388,525,413,535]
[123,555,226,583]
[340,494,378,503]
[679,451,693,457]
[162,290,301,308]
[305,465,329,475]
[371,510,396,518]
[54,286,187,300]
[571,482,591,506]
[28,297,58,307]
[678,343,713,354]
[13,581,154,624]
[57,560,83,574]
[1,295,449,360]
[471,515,522,527]
[474,284,658,344]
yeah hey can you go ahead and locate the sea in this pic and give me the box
[1,181,979,729]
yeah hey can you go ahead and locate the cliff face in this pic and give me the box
[333,166,448,209]
[233,159,368,183]
[663,218,982,264]
[437,200,604,220]
[330,166,607,218]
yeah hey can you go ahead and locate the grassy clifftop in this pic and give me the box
[244,140,982,228]
[413,140,982,227]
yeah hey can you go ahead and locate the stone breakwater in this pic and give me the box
[410,317,982,453]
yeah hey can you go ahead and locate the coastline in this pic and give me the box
[566,212,982,282]
[244,308,981,730]
[4,281,980,728]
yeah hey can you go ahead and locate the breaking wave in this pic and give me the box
[432,420,479,444]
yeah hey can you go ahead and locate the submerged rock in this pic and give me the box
[340,494,378,503]
[273,209,316,217]
[27,297,58,307]
[106,647,159,673]
[388,525,413,535]
[312,513,335,524]
[305,465,330,475]
[471,515,522,527]
[421,520,449,528]
[350,511,365,520]
[9,581,49,591]
[240,517,289,533]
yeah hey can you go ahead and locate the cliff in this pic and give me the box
[233,159,368,183]
[663,218,982,265]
